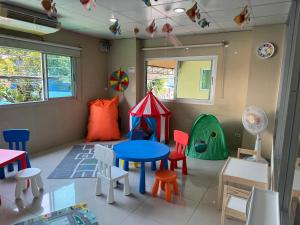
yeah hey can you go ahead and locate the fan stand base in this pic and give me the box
[245,156,268,164]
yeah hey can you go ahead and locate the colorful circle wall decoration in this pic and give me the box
[110,69,129,92]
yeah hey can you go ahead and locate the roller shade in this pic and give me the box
[0,34,81,57]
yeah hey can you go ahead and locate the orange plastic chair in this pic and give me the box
[160,130,189,175]
[152,170,179,202]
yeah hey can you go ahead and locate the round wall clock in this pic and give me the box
[257,42,275,59]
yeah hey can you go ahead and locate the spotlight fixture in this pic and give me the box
[109,17,117,23]
[173,8,185,13]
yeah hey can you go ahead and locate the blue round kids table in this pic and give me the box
[113,140,170,194]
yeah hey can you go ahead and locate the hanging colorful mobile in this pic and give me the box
[186,2,200,22]
[162,23,182,47]
[109,20,121,35]
[145,19,157,37]
[134,26,140,36]
[110,69,129,92]
[198,18,210,28]
[233,6,250,26]
[41,0,57,18]
[162,23,173,33]
[185,2,210,29]
[142,0,152,7]
[80,0,96,11]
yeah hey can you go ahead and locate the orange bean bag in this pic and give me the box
[86,96,121,141]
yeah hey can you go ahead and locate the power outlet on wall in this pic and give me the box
[235,132,241,138]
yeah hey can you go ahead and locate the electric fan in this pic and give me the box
[242,106,268,163]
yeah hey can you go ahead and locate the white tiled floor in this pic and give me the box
[0,141,245,225]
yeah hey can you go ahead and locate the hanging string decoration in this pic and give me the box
[162,23,173,33]
[145,19,157,37]
[233,6,250,26]
[134,26,140,36]
[41,0,57,18]
[80,0,96,11]
[162,23,182,47]
[186,2,210,29]
[142,0,152,7]
[142,0,158,7]
[109,20,121,35]
[110,69,129,92]
[198,18,210,28]
[186,2,200,22]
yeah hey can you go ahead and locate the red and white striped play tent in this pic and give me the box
[128,91,170,143]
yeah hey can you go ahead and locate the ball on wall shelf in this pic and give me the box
[110,69,129,92]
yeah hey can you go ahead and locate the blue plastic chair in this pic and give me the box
[0,129,31,179]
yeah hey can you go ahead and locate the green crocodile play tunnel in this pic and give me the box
[186,114,229,160]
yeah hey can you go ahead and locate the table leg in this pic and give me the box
[151,161,156,171]
[20,155,27,170]
[124,160,129,171]
[163,159,168,169]
[140,162,146,194]
[217,174,224,210]
[7,163,14,172]
[115,157,119,167]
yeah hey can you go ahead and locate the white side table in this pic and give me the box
[15,168,43,199]
[218,157,269,209]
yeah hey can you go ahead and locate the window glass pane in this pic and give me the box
[0,46,43,105]
[200,69,212,90]
[146,60,176,100]
[47,54,73,98]
[176,60,212,100]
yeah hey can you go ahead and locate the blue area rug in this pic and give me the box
[47,144,113,179]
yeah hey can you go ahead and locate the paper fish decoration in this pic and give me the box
[198,18,210,28]
[134,27,140,35]
[142,0,151,7]
[234,6,250,26]
[186,2,201,22]
[162,23,173,33]
[80,0,96,11]
[145,20,157,37]
[161,23,182,47]
[41,0,57,18]
[109,20,121,35]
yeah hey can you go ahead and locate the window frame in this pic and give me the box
[145,55,218,105]
[44,53,76,101]
[0,46,77,108]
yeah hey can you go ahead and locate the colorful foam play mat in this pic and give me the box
[47,144,113,179]
[15,203,99,225]
[109,69,129,92]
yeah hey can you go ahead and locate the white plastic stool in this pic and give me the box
[15,168,43,199]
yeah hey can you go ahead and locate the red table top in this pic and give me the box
[0,149,26,167]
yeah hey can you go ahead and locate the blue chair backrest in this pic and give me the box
[3,129,30,151]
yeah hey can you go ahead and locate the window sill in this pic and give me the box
[160,98,214,105]
[0,97,78,109]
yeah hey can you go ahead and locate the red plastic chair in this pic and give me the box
[160,130,189,175]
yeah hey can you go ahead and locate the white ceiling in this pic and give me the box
[2,0,291,39]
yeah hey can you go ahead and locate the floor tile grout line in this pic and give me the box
[118,195,150,225]
[185,186,210,225]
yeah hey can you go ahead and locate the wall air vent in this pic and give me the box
[0,3,61,35]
